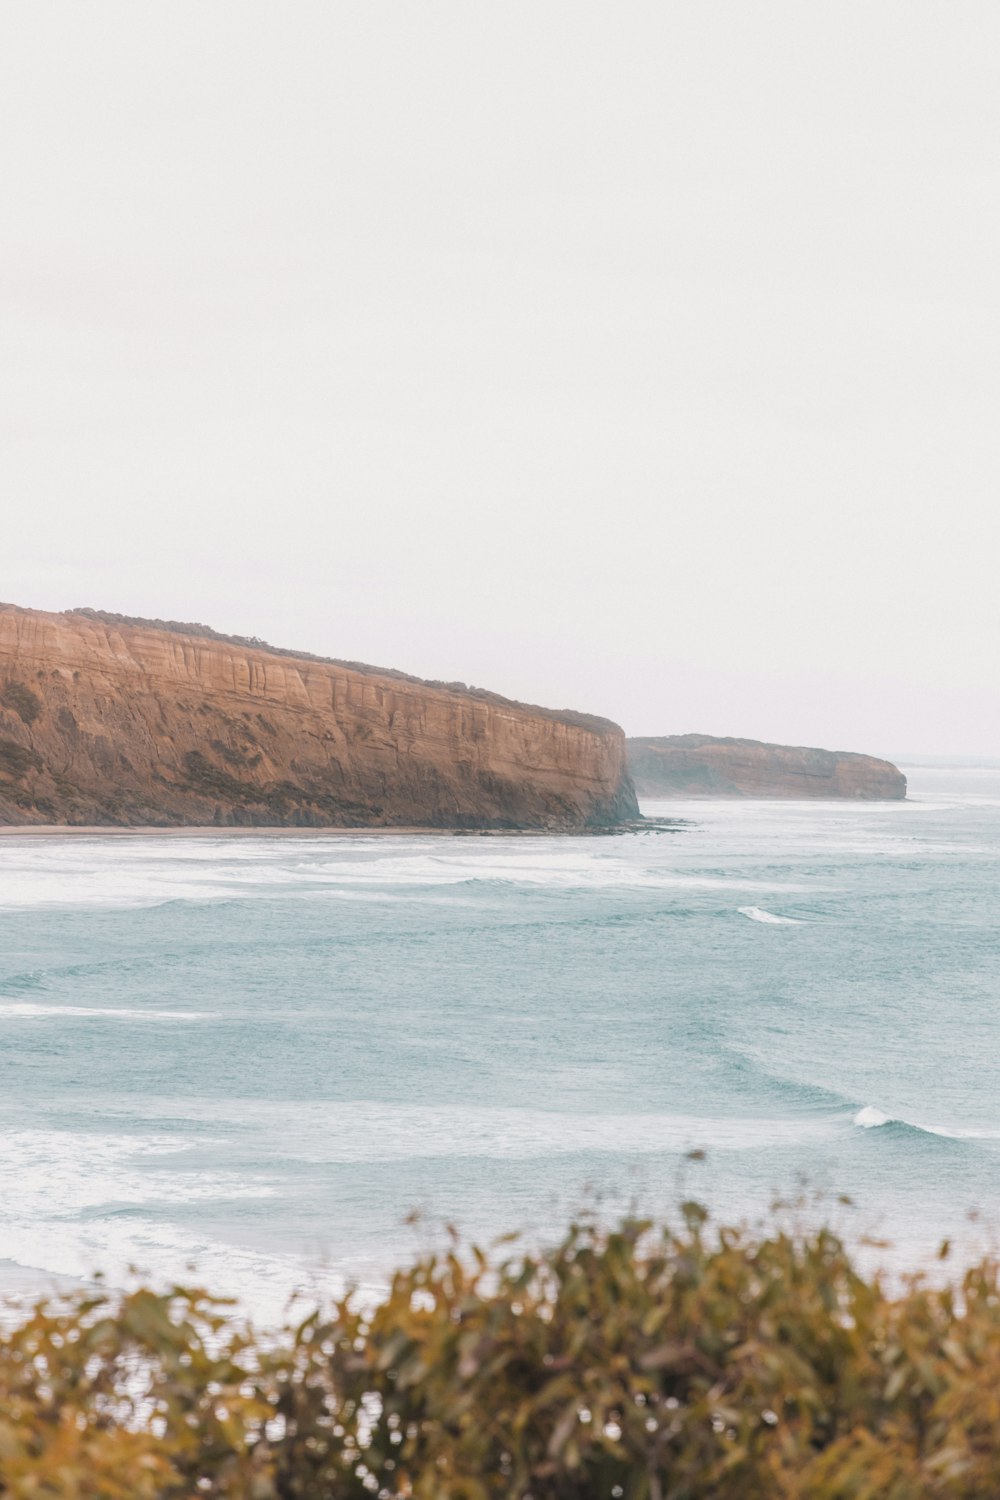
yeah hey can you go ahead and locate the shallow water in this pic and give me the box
[1,767,998,1319]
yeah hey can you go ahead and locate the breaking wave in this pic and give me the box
[853,1106,1000,1141]
[0,1003,213,1021]
[854,1105,893,1128]
[737,906,803,925]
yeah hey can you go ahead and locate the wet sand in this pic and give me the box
[0,825,471,838]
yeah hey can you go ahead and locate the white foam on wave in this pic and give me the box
[737,906,803,925]
[0,1002,213,1021]
[853,1105,1000,1140]
[0,1128,321,1326]
[854,1105,892,1128]
[286,848,809,898]
[0,836,811,912]
[4,1099,992,1322]
[0,1129,272,1211]
[0,1105,842,1321]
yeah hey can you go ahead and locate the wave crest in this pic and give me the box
[0,1003,213,1021]
[853,1106,1000,1142]
[854,1105,892,1128]
[738,906,802,925]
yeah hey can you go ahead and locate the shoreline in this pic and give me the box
[0,824,475,839]
[0,818,685,839]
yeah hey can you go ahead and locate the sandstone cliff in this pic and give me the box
[627,735,906,800]
[0,605,638,829]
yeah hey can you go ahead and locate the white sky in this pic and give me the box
[2,3,998,755]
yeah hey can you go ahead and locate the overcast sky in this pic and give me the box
[2,4,997,755]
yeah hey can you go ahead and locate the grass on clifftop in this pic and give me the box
[1,1206,999,1498]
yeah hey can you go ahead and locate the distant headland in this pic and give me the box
[628,734,906,800]
[0,604,638,830]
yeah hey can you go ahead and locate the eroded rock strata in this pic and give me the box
[0,605,638,829]
[628,734,906,800]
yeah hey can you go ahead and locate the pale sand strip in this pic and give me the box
[0,825,514,838]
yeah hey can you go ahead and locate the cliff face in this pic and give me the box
[628,735,906,800]
[0,605,638,829]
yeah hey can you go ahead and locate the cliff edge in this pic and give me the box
[0,604,638,829]
[627,734,906,800]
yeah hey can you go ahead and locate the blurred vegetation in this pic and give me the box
[2,1206,999,1498]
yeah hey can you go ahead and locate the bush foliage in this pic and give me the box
[2,1207,999,1498]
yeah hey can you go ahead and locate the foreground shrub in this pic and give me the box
[1,1207,999,1497]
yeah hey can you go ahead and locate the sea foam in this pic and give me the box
[853,1106,1000,1141]
[854,1105,893,1128]
[737,906,802,925]
[0,1003,212,1021]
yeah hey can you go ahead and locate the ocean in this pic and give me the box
[1,765,998,1321]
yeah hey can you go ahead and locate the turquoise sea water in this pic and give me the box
[1,766,998,1319]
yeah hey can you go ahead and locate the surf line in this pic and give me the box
[737,906,802,926]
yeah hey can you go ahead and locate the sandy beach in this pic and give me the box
[0,824,476,838]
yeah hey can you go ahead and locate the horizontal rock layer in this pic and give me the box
[628,734,906,800]
[0,605,638,829]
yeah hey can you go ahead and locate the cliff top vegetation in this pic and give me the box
[10,604,621,738]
